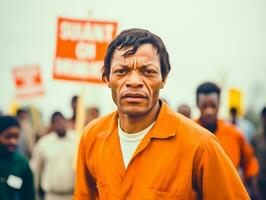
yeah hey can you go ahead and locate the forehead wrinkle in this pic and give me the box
[127,57,151,69]
[111,48,160,71]
[198,93,220,106]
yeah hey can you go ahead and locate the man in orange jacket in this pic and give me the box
[74,28,250,200]
[195,81,259,198]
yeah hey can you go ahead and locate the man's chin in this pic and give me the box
[201,117,216,125]
[204,121,216,125]
[120,107,148,117]
[7,147,17,152]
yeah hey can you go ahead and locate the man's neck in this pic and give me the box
[0,144,14,158]
[200,119,218,134]
[231,117,237,125]
[56,130,67,138]
[119,102,161,134]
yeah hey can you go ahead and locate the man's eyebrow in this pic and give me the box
[141,64,152,68]
[112,63,157,69]
[119,64,129,68]
[111,64,129,71]
[112,63,128,68]
[139,64,157,68]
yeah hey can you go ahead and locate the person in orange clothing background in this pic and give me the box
[74,28,250,200]
[177,104,191,119]
[195,81,259,199]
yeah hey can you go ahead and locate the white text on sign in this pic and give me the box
[60,21,115,43]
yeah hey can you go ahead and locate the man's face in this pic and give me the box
[177,106,191,118]
[0,127,20,152]
[197,93,220,125]
[86,108,99,123]
[105,44,166,117]
[52,116,66,137]
[18,112,28,121]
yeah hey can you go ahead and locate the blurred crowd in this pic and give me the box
[0,88,265,200]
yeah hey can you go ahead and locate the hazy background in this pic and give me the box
[1,0,265,123]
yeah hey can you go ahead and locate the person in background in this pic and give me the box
[31,111,77,200]
[0,115,35,200]
[74,28,250,200]
[230,106,256,143]
[16,108,35,159]
[67,95,78,130]
[251,106,266,200]
[195,82,259,199]
[85,106,100,125]
[177,104,191,118]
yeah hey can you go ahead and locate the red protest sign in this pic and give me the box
[53,17,118,83]
[13,65,44,99]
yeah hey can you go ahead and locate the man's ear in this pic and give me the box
[102,74,110,88]
[160,76,167,89]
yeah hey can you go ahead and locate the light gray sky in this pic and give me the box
[0,0,265,123]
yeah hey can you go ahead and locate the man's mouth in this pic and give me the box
[7,145,17,152]
[203,116,216,123]
[123,92,146,98]
[121,92,147,102]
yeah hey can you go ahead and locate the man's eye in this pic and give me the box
[114,69,128,75]
[3,134,18,140]
[211,104,217,109]
[142,69,156,75]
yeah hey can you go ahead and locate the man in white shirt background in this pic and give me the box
[31,111,77,200]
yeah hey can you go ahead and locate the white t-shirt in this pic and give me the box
[118,120,155,168]
[30,131,78,193]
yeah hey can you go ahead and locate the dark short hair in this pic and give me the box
[102,28,171,81]
[230,107,238,115]
[196,82,221,104]
[87,106,99,113]
[16,108,27,117]
[261,107,266,117]
[0,115,20,133]
[51,111,64,123]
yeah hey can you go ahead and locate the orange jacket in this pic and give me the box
[196,119,259,180]
[74,102,249,200]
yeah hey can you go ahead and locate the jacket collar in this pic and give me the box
[103,100,178,140]
[147,100,178,139]
[104,100,178,177]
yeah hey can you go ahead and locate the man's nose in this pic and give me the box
[125,71,144,88]
[205,107,214,115]
[9,137,18,146]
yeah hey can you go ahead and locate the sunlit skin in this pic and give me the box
[197,93,220,132]
[104,44,167,133]
[0,127,20,152]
